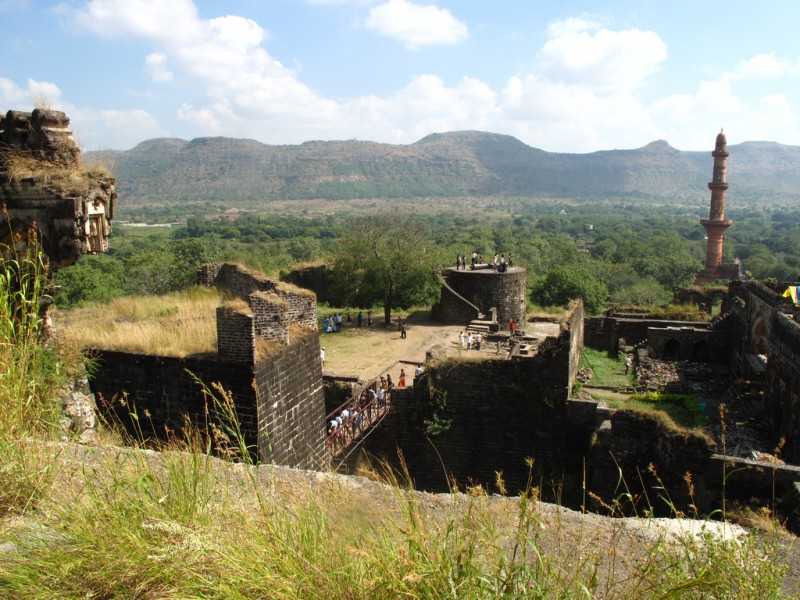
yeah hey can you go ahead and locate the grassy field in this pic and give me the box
[57,286,220,357]
[579,347,634,388]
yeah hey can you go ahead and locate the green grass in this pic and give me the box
[580,347,634,388]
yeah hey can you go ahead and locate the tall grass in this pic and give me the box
[58,286,219,357]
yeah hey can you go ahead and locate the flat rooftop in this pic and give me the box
[444,266,526,275]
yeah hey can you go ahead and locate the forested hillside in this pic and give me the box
[87,131,800,206]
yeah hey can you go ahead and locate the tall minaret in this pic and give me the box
[700,130,732,279]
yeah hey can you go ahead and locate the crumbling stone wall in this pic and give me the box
[0,109,116,267]
[200,263,317,332]
[585,314,710,353]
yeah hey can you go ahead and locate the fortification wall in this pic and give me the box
[432,267,527,326]
[729,280,800,462]
[255,330,329,470]
[361,302,584,497]
[89,351,260,451]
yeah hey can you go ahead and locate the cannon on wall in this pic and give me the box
[0,108,116,268]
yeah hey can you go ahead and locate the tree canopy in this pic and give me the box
[331,216,440,324]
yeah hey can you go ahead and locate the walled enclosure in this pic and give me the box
[91,263,328,470]
[361,301,584,496]
[432,266,527,326]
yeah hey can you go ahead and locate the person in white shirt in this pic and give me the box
[466,332,474,350]
[320,347,326,365]
[474,333,482,350]
[459,331,466,349]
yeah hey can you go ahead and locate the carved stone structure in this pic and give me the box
[432,266,527,327]
[0,109,116,267]
[90,263,328,470]
[697,131,741,282]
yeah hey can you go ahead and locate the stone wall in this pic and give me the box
[585,315,710,353]
[216,304,256,363]
[646,326,730,362]
[254,329,328,470]
[199,262,318,332]
[728,280,800,462]
[89,351,261,451]
[361,304,584,497]
[432,267,527,326]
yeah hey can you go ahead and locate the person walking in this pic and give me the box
[466,332,474,351]
[398,368,407,388]
[400,321,407,339]
[459,330,466,349]
[475,332,482,350]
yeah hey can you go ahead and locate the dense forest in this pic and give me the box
[54,200,800,314]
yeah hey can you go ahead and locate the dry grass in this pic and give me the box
[56,287,220,357]
[2,150,112,193]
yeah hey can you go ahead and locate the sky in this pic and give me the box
[2,0,800,152]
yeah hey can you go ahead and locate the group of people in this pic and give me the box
[455,251,513,272]
[322,310,375,334]
[458,330,483,351]
[326,375,394,446]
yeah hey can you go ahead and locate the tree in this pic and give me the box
[332,216,440,324]
[531,266,608,314]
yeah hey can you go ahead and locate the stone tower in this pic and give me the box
[698,130,735,281]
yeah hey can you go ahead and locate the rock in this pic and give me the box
[58,378,98,443]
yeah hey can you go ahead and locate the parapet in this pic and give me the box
[199,262,318,362]
[0,108,116,267]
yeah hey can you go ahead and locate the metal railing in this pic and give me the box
[325,386,392,457]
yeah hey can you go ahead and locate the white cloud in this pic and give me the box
[365,0,468,49]
[731,53,798,80]
[144,52,173,82]
[538,18,667,90]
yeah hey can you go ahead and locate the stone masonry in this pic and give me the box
[91,263,328,470]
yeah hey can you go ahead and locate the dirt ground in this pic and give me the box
[320,314,561,385]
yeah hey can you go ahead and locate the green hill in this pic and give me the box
[86,131,800,205]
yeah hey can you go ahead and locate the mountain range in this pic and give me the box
[86,131,800,206]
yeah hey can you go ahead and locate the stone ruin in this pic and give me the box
[89,263,329,470]
[0,108,115,267]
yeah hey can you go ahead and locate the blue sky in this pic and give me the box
[2,0,799,151]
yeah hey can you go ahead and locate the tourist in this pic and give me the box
[475,332,482,350]
[466,332,474,350]
[398,368,406,388]
[377,386,385,407]
[357,311,363,327]
[400,321,407,339]
[368,386,377,403]
[346,311,352,323]
[367,310,373,327]
[496,341,502,355]
[508,254,513,267]
[386,373,394,389]
[459,330,467,349]
[414,364,423,378]
[471,251,478,269]
[499,254,507,273]
[322,316,330,333]
[493,254,499,270]
[320,346,326,365]
[625,355,633,374]
[509,319,516,335]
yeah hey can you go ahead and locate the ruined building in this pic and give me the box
[0,109,115,267]
[697,130,740,282]
[90,263,329,470]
